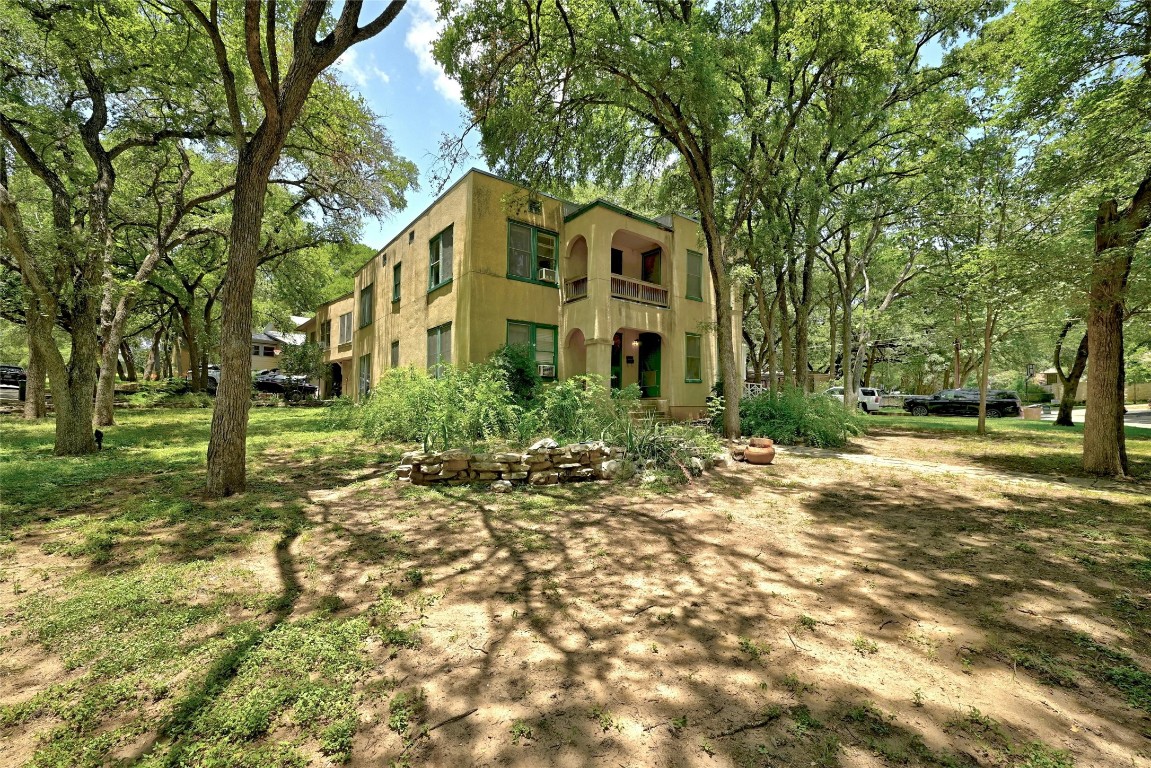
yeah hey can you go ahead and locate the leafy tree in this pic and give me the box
[179,0,415,495]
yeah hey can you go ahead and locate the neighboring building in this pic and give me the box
[297,294,354,398]
[323,169,732,420]
[249,317,308,372]
[1035,368,1087,404]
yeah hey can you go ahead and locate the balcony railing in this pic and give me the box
[611,275,668,307]
[564,276,588,302]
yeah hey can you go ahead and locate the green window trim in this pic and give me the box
[506,220,559,286]
[686,250,704,301]
[506,320,559,379]
[427,322,452,377]
[428,225,454,293]
[358,284,374,328]
[392,262,402,302]
[685,333,703,383]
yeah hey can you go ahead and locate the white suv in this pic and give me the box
[824,386,883,414]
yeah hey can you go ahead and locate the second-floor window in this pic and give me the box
[392,262,402,302]
[687,250,703,300]
[429,225,453,291]
[359,284,374,327]
[507,222,557,283]
[338,312,353,345]
[320,320,331,347]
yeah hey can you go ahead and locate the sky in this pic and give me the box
[331,0,485,251]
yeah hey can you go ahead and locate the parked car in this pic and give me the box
[0,365,27,386]
[902,389,1021,418]
[823,386,884,414]
[184,365,220,393]
[253,370,317,400]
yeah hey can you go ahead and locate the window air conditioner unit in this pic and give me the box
[537,364,556,378]
[538,268,557,283]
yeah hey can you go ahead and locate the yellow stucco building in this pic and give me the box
[302,170,725,420]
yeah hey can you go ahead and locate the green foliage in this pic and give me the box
[738,388,866,448]
[279,341,325,381]
[488,344,540,405]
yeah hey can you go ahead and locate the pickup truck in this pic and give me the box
[902,389,1022,418]
[823,386,884,414]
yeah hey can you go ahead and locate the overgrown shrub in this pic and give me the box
[737,387,865,448]
[322,396,359,429]
[488,344,540,405]
[534,376,639,444]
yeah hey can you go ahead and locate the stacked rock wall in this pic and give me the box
[396,440,625,487]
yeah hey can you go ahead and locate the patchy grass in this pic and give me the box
[1,408,1149,766]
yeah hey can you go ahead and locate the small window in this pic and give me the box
[252,345,261,357]
[507,320,557,378]
[358,353,371,397]
[390,340,399,368]
[686,250,703,300]
[528,199,542,214]
[338,312,353,345]
[685,333,702,383]
[359,284,374,327]
[427,322,452,376]
[507,221,558,283]
[263,345,276,357]
[429,225,454,291]
[320,320,331,348]
[392,262,402,302]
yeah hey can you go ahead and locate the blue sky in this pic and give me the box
[332,0,485,250]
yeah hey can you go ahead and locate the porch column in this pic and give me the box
[586,338,614,391]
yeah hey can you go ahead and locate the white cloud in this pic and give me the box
[405,0,462,103]
[335,48,391,90]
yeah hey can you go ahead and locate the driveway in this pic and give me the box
[1041,403,1151,429]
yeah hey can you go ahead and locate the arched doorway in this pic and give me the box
[330,362,343,398]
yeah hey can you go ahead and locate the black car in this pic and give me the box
[902,388,1021,418]
[0,365,27,386]
[253,371,318,400]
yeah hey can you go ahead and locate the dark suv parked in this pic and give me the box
[0,365,27,386]
[902,389,1022,418]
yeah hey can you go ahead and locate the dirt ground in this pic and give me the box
[2,425,1150,767]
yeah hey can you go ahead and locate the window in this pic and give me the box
[264,346,276,357]
[390,340,399,368]
[252,345,261,357]
[507,222,558,283]
[359,284,374,327]
[685,333,702,383]
[507,321,558,378]
[528,199,542,214]
[392,262,402,302]
[429,225,453,290]
[641,248,661,284]
[338,312,352,345]
[686,250,703,300]
[427,322,452,376]
[320,320,331,348]
[358,354,371,397]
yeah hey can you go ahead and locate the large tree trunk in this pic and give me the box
[208,157,275,494]
[696,212,740,439]
[777,270,792,391]
[23,330,46,419]
[94,322,122,426]
[1082,195,1141,476]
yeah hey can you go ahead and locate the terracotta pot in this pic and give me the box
[745,444,775,465]
[748,437,775,448]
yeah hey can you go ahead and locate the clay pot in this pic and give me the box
[745,438,775,465]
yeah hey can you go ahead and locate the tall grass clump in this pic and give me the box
[359,365,522,451]
[736,387,866,448]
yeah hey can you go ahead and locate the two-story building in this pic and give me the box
[305,169,729,420]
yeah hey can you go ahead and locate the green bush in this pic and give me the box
[738,388,866,448]
[351,363,722,474]
[488,344,540,405]
[322,396,359,429]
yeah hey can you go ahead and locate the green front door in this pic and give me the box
[638,332,661,398]
[610,333,622,390]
